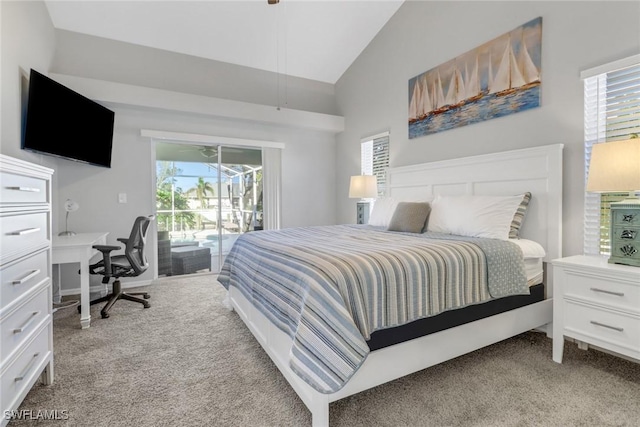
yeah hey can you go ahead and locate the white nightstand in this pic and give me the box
[552,255,640,364]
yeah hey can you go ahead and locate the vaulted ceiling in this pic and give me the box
[44,1,404,84]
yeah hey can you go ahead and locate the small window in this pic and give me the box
[361,131,390,197]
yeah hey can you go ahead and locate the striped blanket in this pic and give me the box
[218,225,528,394]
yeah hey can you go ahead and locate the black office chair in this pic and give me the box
[86,215,154,319]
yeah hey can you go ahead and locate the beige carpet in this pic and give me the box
[14,275,640,426]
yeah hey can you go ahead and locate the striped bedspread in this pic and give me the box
[217,225,528,394]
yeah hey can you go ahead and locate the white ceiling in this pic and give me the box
[44,0,404,84]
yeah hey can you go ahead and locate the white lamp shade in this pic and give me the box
[587,139,640,193]
[349,175,378,199]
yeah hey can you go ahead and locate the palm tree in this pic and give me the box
[156,162,195,232]
[192,177,214,229]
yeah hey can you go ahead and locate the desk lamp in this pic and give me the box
[58,199,79,237]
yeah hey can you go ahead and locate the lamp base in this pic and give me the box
[356,202,370,225]
[58,231,76,237]
[608,202,640,267]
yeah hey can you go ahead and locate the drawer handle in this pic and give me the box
[590,287,624,297]
[7,227,41,236]
[13,311,40,334]
[12,269,41,285]
[590,320,624,332]
[7,186,40,193]
[14,352,40,382]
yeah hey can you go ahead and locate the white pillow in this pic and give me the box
[427,194,524,240]
[368,197,399,227]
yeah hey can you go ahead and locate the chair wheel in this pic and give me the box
[101,312,110,319]
[143,294,150,299]
[143,303,150,309]
[77,305,81,313]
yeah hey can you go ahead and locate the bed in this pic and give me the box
[218,144,563,426]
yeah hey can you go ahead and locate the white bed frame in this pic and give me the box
[227,144,564,426]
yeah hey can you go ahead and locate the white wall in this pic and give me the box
[46,19,342,252]
[51,95,337,293]
[335,1,640,258]
[1,0,56,168]
[56,103,338,236]
[2,1,339,294]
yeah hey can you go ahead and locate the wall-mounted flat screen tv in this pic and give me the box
[22,69,114,168]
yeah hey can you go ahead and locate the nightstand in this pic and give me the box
[552,255,640,364]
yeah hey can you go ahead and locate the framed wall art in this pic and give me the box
[408,17,542,139]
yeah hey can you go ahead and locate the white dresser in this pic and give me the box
[0,154,54,425]
[552,255,640,364]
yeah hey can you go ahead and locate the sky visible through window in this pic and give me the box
[160,161,241,194]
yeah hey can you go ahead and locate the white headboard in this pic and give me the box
[386,144,563,262]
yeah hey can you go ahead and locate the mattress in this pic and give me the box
[367,238,547,352]
[510,238,545,286]
[525,258,543,286]
[367,283,545,351]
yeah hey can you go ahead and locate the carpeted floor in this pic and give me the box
[14,275,640,426]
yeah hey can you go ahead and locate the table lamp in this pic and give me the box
[349,175,377,224]
[59,199,79,236]
[586,138,640,266]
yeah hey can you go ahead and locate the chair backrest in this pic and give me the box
[125,215,154,275]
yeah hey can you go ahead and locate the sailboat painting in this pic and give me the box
[409,17,542,139]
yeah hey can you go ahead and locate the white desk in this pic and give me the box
[52,232,108,329]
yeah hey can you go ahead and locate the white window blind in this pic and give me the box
[361,131,390,196]
[583,57,640,255]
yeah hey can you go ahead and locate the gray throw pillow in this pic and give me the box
[387,202,432,233]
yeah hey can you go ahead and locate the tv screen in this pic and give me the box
[22,69,114,168]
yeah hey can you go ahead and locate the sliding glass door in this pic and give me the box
[156,142,263,275]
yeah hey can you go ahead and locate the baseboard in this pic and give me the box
[155,271,217,281]
[59,279,153,297]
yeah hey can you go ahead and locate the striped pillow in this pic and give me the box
[509,192,531,239]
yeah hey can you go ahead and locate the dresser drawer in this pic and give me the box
[0,324,51,415]
[0,249,49,313]
[0,212,49,261]
[0,286,49,362]
[0,172,48,205]
[610,241,640,262]
[612,226,639,243]
[564,302,640,357]
[563,271,640,315]
[612,209,640,227]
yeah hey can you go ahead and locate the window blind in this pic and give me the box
[361,131,390,196]
[583,58,640,255]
